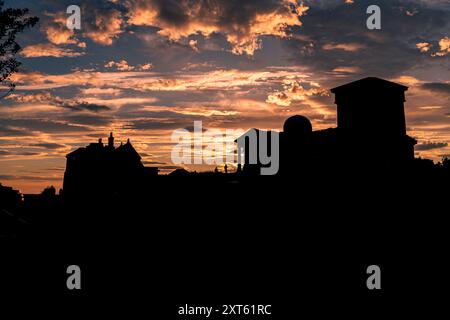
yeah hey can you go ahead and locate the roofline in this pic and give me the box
[330,77,408,93]
[234,128,275,142]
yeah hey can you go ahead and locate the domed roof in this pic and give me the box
[283,115,312,137]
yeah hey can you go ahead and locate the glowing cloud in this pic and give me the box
[433,37,450,57]
[83,9,124,45]
[416,42,432,53]
[20,44,85,58]
[125,0,309,55]
[104,60,153,71]
[418,37,450,56]
[266,80,328,108]
[322,43,367,52]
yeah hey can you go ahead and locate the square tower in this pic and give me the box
[331,77,408,139]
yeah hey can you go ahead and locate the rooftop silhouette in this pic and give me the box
[63,132,158,200]
[28,77,441,205]
[238,77,417,175]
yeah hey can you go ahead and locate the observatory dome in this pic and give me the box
[283,115,312,137]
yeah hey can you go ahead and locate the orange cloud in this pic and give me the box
[43,12,82,46]
[418,37,450,57]
[139,63,153,71]
[332,66,363,74]
[10,68,311,93]
[266,80,331,116]
[104,59,153,71]
[84,9,124,45]
[46,25,77,45]
[322,43,367,52]
[80,88,123,96]
[189,39,199,52]
[20,44,85,58]
[6,92,54,103]
[125,0,309,55]
[42,7,124,47]
[390,75,421,86]
[433,37,450,57]
[416,42,431,53]
[105,59,134,71]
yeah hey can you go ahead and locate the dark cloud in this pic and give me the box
[43,167,65,171]
[81,4,124,46]
[0,126,33,137]
[117,108,190,120]
[0,149,41,157]
[9,92,111,113]
[159,165,182,171]
[420,82,450,95]
[0,174,60,181]
[124,118,194,131]
[286,0,450,78]
[61,101,111,112]
[125,0,308,55]
[61,114,113,126]
[30,143,65,149]
[13,150,41,156]
[415,141,448,150]
[144,0,292,25]
[0,118,89,134]
[143,160,166,165]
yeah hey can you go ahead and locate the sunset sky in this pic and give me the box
[0,0,449,193]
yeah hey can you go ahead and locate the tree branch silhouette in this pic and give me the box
[0,0,38,99]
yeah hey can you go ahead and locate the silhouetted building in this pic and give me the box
[330,77,416,162]
[237,77,417,174]
[0,183,23,237]
[63,133,158,199]
[0,183,22,209]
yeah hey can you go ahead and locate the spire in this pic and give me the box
[108,132,114,148]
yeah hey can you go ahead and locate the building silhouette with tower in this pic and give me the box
[63,133,158,199]
[237,77,417,174]
[62,77,419,198]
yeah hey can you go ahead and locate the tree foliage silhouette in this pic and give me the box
[0,0,38,98]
